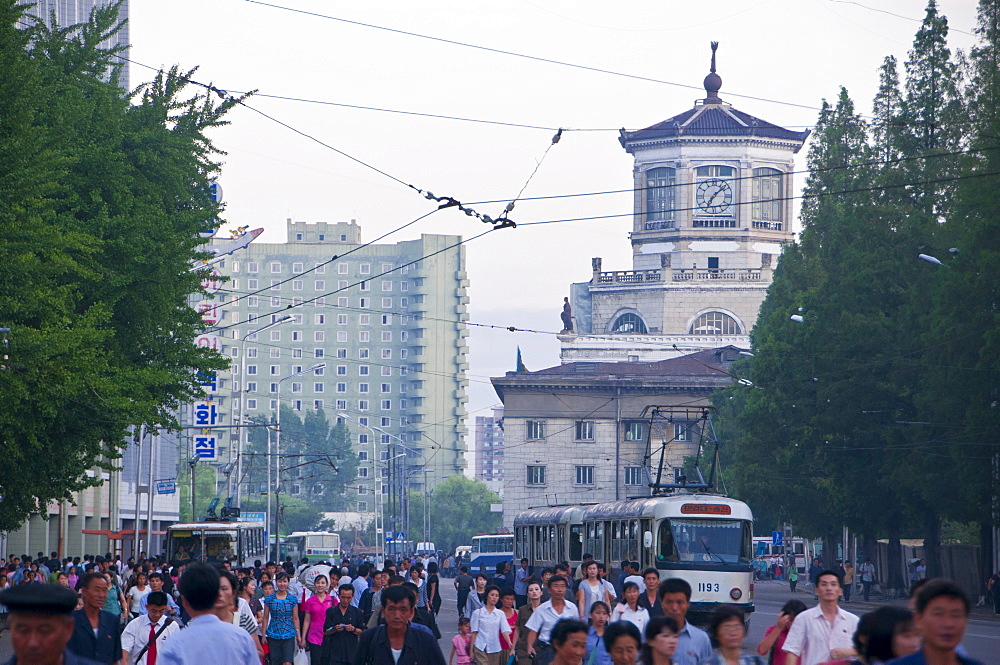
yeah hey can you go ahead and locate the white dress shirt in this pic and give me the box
[470,607,512,654]
[782,605,859,665]
[121,613,180,665]
[524,599,579,644]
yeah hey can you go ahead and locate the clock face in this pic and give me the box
[696,178,734,215]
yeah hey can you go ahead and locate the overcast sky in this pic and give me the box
[130,0,979,437]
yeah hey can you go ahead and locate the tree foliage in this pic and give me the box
[405,476,502,552]
[0,1,240,530]
[715,0,1000,585]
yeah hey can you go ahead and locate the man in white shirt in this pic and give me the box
[525,575,578,665]
[122,592,180,665]
[783,569,859,665]
[158,562,259,665]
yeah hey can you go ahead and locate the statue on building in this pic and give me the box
[561,297,573,333]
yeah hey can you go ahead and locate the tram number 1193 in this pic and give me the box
[697,582,721,593]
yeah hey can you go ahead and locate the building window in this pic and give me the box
[381,349,392,360]
[359,400,369,410]
[360,263,371,274]
[624,421,646,441]
[292,331,302,342]
[336,399,347,410]
[381,383,391,393]
[645,167,676,225]
[271,296,282,307]
[315,348,325,358]
[674,423,689,441]
[337,348,347,359]
[381,400,391,410]
[359,383,369,393]
[358,501,368,511]
[270,262,282,273]
[360,349,370,359]
[246,382,257,392]
[291,382,302,393]
[337,331,347,343]
[358,467,369,478]
[611,312,647,334]
[269,383,278,393]
[315,280,325,291]
[248,279,259,290]
[247,399,257,409]
[381,366,392,376]
[292,280,303,291]
[360,280,369,292]
[359,331,370,342]
[315,331,325,342]
[400,297,408,308]
[247,262,259,273]
[337,366,347,375]
[358,451,369,461]
[338,297,348,307]
[689,311,742,335]
[382,281,392,291]
[526,465,546,485]
[360,298,369,309]
[270,348,281,358]
[575,421,595,441]
[526,420,545,440]
[314,314,325,325]
[575,465,595,485]
[624,467,644,486]
[338,263,349,274]
[313,399,324,409]
[315,264,326,274]
[337,314,348,325]
[337,383,347,393]
[314,383,324,392]
[752,167,783,227]
[382,314,392,324]
[247,295,259,307]
[270,330,281,342]
[292,348,303,359]
[246,365,257,375]
[381,331,392,342]
[292,262,303,273]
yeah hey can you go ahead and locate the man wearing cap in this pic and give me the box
[67,573,123,665]
[121,592,179,665]
[158,562,258,665]
[0,583,103,665]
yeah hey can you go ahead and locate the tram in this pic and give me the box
[514,494,754,621]
[165,521,268,568]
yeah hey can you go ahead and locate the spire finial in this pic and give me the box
[703,41,723,103]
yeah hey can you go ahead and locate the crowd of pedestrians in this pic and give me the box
[0,550,986,665]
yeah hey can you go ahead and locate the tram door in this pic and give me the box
[640,519,653,569]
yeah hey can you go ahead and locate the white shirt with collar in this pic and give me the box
[122,613,181,665]
[782,604,859,665]
[524,598,579,644]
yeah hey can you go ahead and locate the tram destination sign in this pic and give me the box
[680,503,732,515]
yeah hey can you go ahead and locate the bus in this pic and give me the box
[515,494,755,623]
[470,534,514,575]
[751,536,817,573]
[284,531,342,562]
[165,521,267,568]
[513,505,589,573]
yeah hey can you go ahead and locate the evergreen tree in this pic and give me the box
[0,2,238,529]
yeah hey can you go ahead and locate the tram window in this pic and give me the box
[661,519,751,564]
[570,525,583,561]
[657,522,679,562]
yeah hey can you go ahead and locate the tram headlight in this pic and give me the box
[730,588,742,600]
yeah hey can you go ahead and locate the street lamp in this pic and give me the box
[232,314,293,506]
[375,428,421,554]
[339,413,384,566]
[269,362,326,560]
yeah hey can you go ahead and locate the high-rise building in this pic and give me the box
[27,0,130,89]
[214,220,470,508]
[561,45,808,362]
[474,407,504,494]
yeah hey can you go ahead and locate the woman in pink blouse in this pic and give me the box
[299,575,334,665]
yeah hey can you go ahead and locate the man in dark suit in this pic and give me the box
[324,584,366,665]
[352,586,445,665]
[67,572,123,665]
[0,583,103,665]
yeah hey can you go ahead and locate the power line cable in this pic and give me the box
[242,0,832,113]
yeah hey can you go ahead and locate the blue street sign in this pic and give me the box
[772,531,783,547]
[395,532,405,540]
[155,480,176,495]
[242,512,266,525]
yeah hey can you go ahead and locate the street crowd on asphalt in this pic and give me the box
[0,549,988,665]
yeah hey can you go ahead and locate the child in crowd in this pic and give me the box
[450,617,473,665]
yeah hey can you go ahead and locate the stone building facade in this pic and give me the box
[492,347,740,527]
[561,46,809,362]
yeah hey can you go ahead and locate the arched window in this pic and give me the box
[752,167,783,226]
[645,167,676,227]
[689,311,742,335]
[611,313,648,334]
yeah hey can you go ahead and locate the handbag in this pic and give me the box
[292,648,310,665]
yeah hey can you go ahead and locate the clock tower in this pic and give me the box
[561,43,809,361]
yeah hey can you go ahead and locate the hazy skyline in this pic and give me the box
[129,0,979,448]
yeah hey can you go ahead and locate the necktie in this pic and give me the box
[146,622,158,665]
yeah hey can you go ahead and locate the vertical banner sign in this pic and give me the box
[193,400,219,460]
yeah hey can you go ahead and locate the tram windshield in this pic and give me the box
[657,519,752,564]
